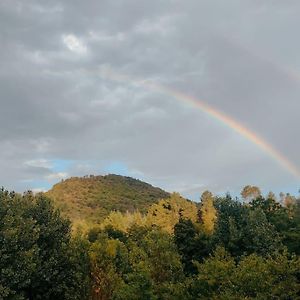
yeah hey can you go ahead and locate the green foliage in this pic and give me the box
[174,219,198,274]
[0,189,39,300]
[0,189,90,300]
[140,229,184,285]
[285,199,300,254]
[85,192,300,299]
[192,247,300,299]
[213,195,282,257]
[250,196,300,254]
[87,225,186,300]
[243,209,282,255]
[174,218,212,274]
[89,238,125,300]
[193,247,236,298]
[64,236,91,300]
[1,181,300,300]
[112,271,155,300]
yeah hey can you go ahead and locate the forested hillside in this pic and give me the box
[0,182,299,299]
[46,174,170,228]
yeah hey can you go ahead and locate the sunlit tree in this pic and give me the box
[241,185,261,202]
[199,191,217,234]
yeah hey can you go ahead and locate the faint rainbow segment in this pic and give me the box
[92,67,300,179]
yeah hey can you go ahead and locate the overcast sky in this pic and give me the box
[1,0,300,199]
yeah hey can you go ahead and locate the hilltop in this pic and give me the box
[46,174,170,226]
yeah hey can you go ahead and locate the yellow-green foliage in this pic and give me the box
[98,193,197,234]
[146,193,198,233]
[101,211,147,232]
[46,174,169,229]
[89,239,124,300]
[200,191,217,235]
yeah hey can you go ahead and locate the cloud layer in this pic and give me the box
[1,0,300,198]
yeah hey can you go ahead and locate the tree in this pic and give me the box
[192,247,235,299]
[124,228,185,299]
[101,211,147,233]
[266,191,276,200]
[243,209,282,255]
[190,247,300,299]
[213,195,282,257]
[0,189,39,300]
[142,229,184,285]
[112,270,154,300]
[249,196,287,229]
[283,193,297,208]
[174,218,212,274]
[232,251,300,299]
[89,238,125,300]
[213,195,248,257]
[241,185,261,202]
[64,236,91,300]
[199,191,217,235]
[23,194,74,300]
[249,196,300,254]
[146,193,197,233]
[281,199,300,254]
[0,189,91,300]
[174,219,198,274]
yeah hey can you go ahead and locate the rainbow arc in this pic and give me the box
[96,68,300,179]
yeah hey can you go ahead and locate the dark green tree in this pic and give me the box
[191,247,300,299]
[249,196,300,254]
[174,218,211,274]
[213,195,282,257]
[0,189,91,300]
[0,189,39,300]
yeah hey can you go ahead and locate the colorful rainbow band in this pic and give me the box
[97,68,300,179]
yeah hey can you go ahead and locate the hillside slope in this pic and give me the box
[46,174,170,226]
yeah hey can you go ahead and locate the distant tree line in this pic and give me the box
[0,186,299,299]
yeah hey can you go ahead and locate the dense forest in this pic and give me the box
[0,178,299,299]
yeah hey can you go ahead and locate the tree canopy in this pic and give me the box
[1,182,299,299]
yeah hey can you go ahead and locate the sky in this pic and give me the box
[1,0,300,200]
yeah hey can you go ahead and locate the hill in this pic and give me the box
[46,174,170,226]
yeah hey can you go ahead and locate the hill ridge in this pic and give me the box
[46,174,170,226]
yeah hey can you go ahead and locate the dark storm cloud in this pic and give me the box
[0,0,300,198]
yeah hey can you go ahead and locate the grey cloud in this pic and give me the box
[0,0,299,198]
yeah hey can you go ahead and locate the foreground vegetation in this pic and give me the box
[0,181,299,299]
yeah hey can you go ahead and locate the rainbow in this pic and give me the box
[97,68,300,179]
